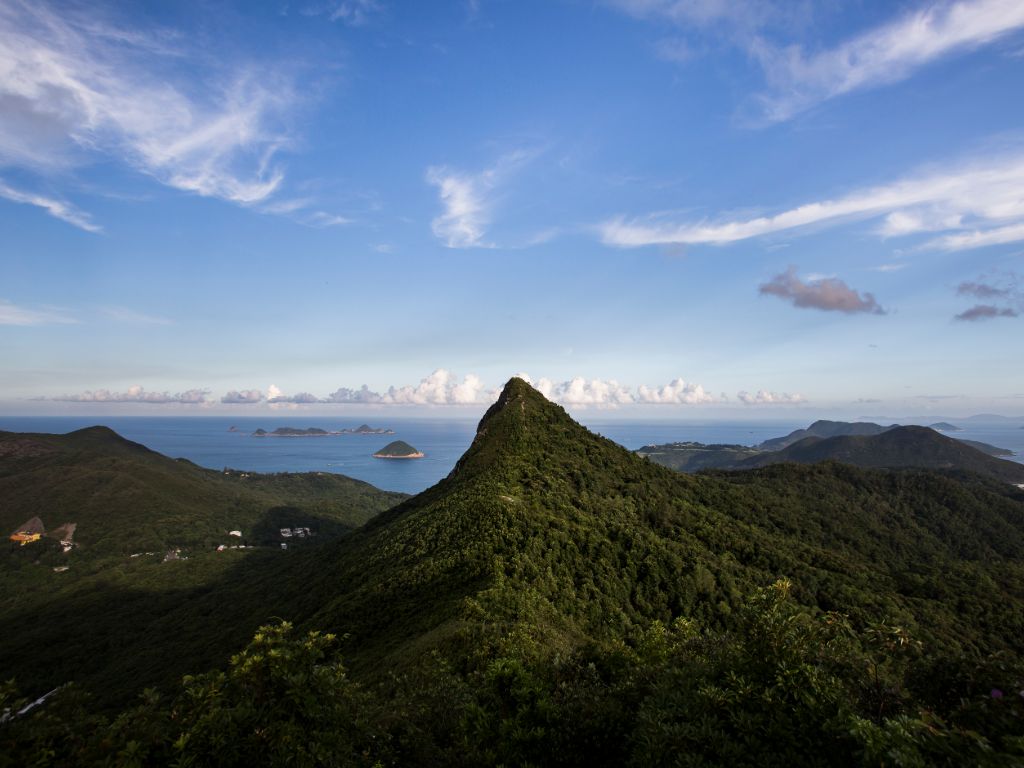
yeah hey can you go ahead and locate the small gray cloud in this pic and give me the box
[221,389,264,404]
[954,304,1019,322]
[759,266,886,315]
[953,272,1022,320]
[957,281,1011,299]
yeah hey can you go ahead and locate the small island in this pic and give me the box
[373,440,424,459]
[341,424,395,435]
[929,422,963,432]
[253,427,334,437]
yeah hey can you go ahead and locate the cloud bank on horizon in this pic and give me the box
[47,370,805,410]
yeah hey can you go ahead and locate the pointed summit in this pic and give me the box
[446,377,587,483]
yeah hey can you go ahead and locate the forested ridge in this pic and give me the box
[2,379,1024,765]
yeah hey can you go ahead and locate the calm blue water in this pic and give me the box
[1,416,1021,494]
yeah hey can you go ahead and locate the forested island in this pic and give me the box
[372,440,424,459]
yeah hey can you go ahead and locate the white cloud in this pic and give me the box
[0,179,100,232]
[324,384,384,403]
[635,378,714,404]
[0,1,294,215]
[52,385,209,403]
[516,373,715,407]
[426,150,532,248]
[600,149,1024,252]
[925,221,1024,251]
[380,369,498,405]
[754,0,1024,122]
[0,299,76,325]
[737,389,805,405]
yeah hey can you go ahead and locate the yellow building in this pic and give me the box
[9,516,45,545]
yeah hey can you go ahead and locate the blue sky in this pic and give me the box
[3,0,1024,418]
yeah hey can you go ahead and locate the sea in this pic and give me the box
[1,416,1022,495]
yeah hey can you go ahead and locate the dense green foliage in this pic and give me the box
[2,380,1024,764]
[3,583,1022,766]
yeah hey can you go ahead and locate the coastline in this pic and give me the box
[373,452,425,459]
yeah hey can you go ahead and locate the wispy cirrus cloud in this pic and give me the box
[600,148,1024,253]
[426,150,533,248]
[0,0,297,227]
[52,385,209,403]
[608,1,1024,123]
[0,299,76,326]
[329,0,384,26]
[0,179,100,233]
[753,0,1024,122]
[760,266,886,315]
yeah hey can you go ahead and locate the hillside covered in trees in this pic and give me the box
[2,380,1024,765]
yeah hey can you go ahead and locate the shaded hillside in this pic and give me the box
[739,426,1024,482]
[0,426,406,557]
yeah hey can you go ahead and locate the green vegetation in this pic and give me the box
[3,583,1021,766]
[2,381,1024,764]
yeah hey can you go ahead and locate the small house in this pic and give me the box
[9,517,45,545]
[228,530,242,537]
